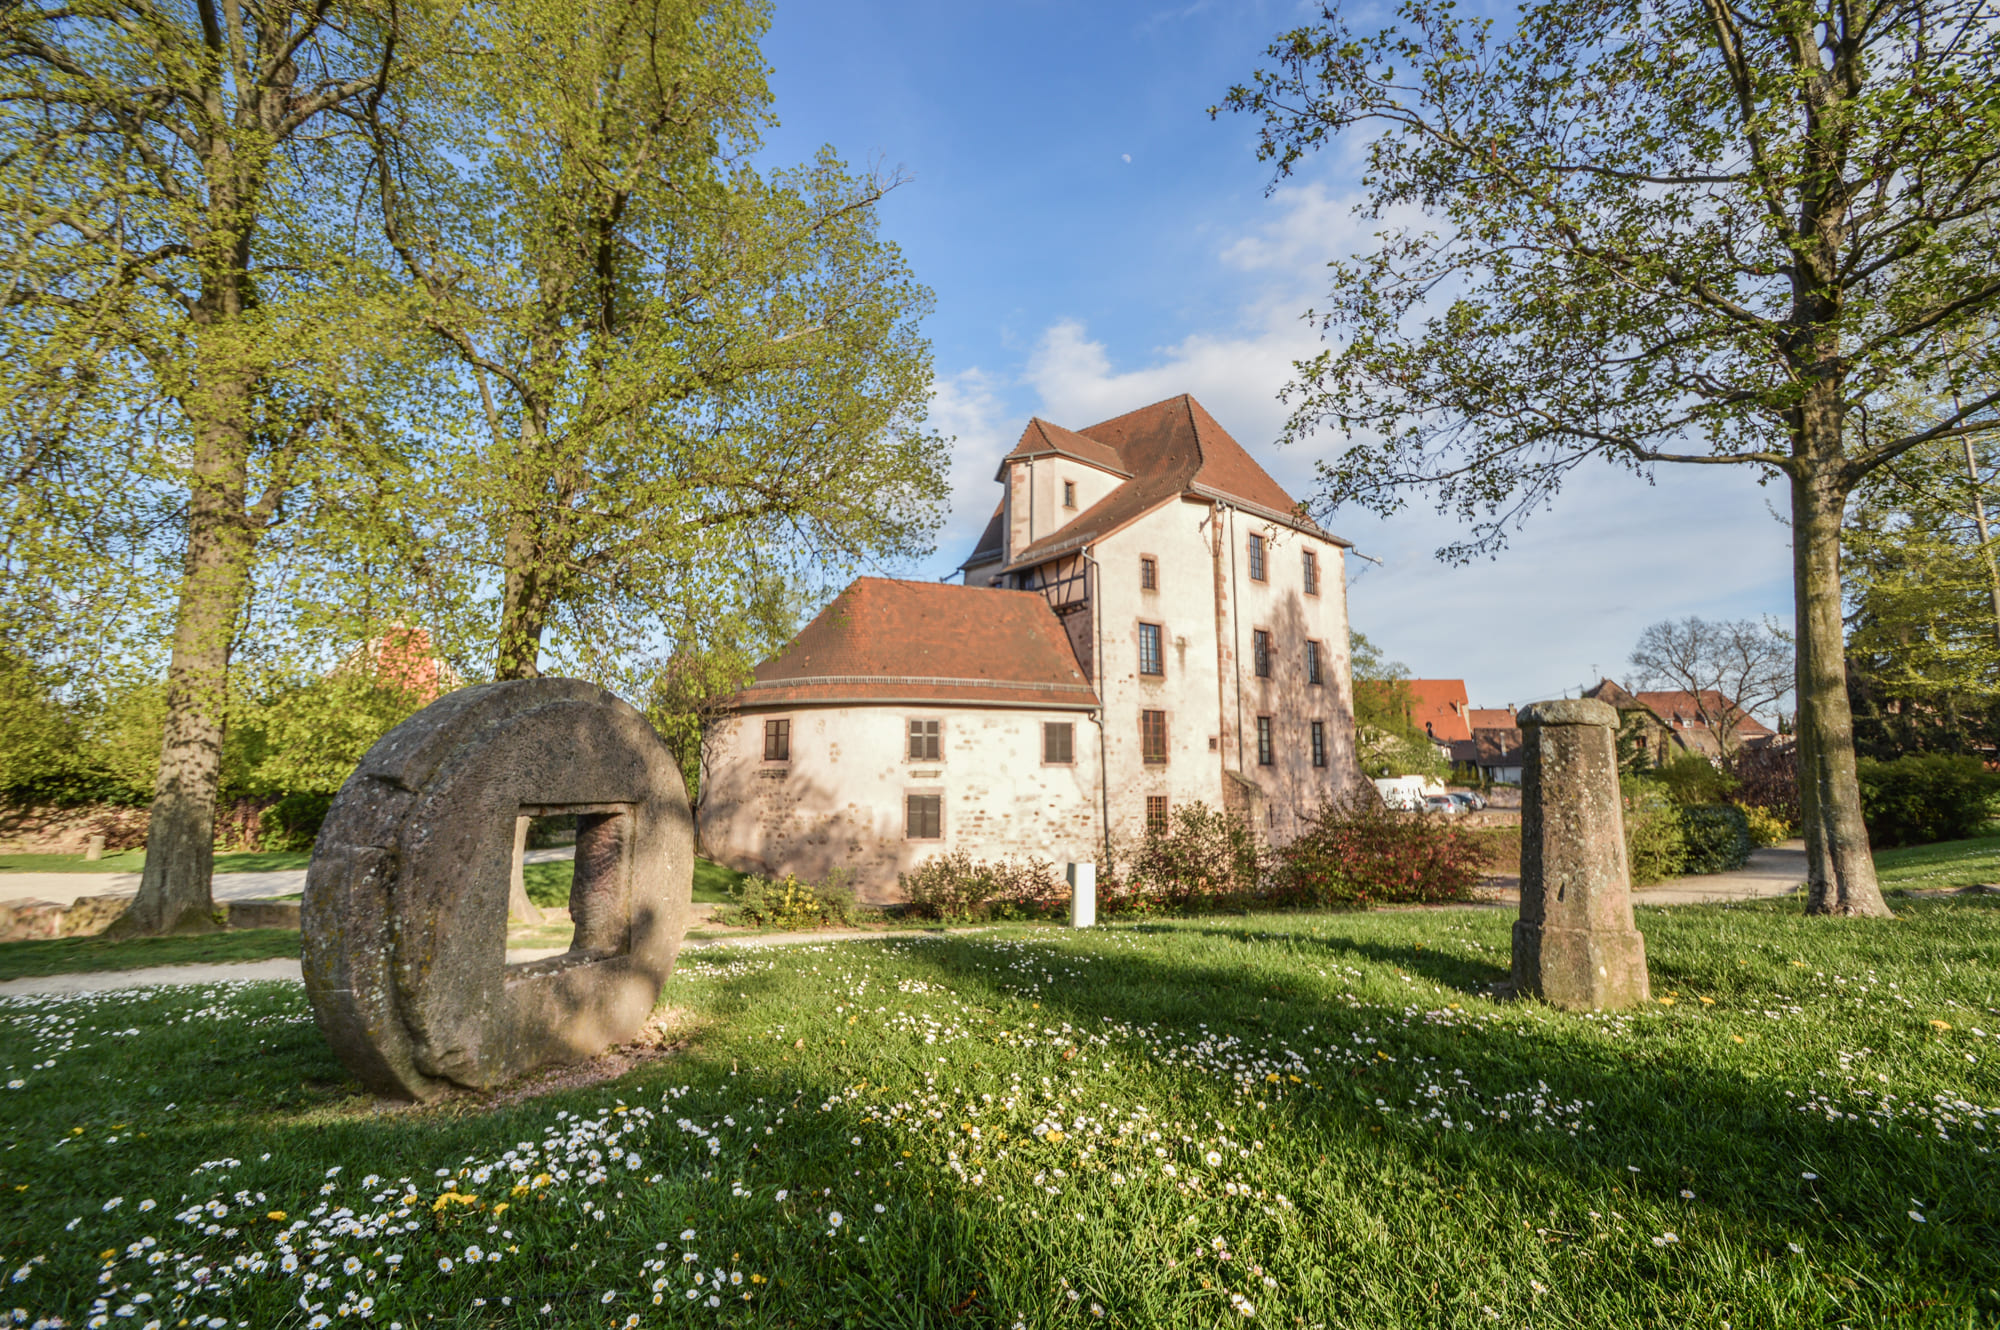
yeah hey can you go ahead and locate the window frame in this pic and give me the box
[1043,720,1075,765]
[1137,621,1165,677]
[1303,547,1320,596]
[1256,715,1275,767]
[1252,628,1272,679]
[905,792,943,841]
[1306,639,1323,686]
[1061,479,1077,509]
[762,717,790,762]
[906,717,942,762]
[1145,795,1169,836]
[1247,531,1267,582]
[1310,720,1327,769]
[1139,555,1158,591]
[1140,709,1169,765]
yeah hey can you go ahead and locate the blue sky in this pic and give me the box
[755,0,1797,711]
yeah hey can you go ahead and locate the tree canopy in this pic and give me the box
[1226,0,2000,915]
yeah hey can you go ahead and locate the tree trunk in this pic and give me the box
[495,506,547,680]
[1792,463,1892,917]
[118,377,257,936]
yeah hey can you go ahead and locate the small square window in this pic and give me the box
[1145,795,1169,836]
[1247,532,1266,581]
[1138,622,1164,676]
[1062,480,1077,508]
[906,794,942,840]
[1140,556,1157,591]
[763,718,790,762]
[1044,721,1074,764]
[908,718,941,761]
[1311,720,1327,768]
[1141,709,1168,765]
[1257,715,1274,766]
[1303,548,1320,596]
[1253,629,1272,679]
[1306,640,1324,685]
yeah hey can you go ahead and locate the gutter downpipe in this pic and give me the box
[1077,546,1114,870]
[1226,504,1245,775]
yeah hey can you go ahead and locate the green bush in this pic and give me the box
[1654,753,1736,806]
[1676,804,1752,875]
[1121,802,1265,909]
[257,792,335,852]
[727,870,856,929]
[1621,777,1686,885]
[1737,803,1792,848]
[1857,754,1999,847]
[898,852,1066,922]
[1272,796,1491,906]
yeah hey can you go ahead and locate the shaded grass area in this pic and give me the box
[1467,823,1522,875]
[0,849,313,874]
[2,898,1995,1327]
[0,928,300,981]
[523,855,743,908]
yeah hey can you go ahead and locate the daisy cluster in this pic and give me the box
[3,985,308,1094]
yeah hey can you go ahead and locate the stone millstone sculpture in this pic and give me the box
[1510,698,1651,1010]
[302,679,693,1100]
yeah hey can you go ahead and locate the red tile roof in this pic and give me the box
[1000,394,1347,570]
[1634,690,1775,737]
[1404,679,1472,743]
[732,577,1098,710]
[1001,418,1131,478]
[1465,707,1516,731]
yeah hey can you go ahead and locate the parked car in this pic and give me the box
[1448,792,1480,814]
[1424,794,1460,814]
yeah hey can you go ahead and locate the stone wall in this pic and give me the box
[0,803,150,854]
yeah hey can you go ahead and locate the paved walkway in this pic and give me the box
[1633,841,1807,905]
[0,846,577,909]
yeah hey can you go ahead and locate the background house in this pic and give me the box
[1582,678,1778,763]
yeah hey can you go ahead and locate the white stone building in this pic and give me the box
[698,394,1371,899]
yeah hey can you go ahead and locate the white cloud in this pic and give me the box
[924,366,1014,572]
[983,175,1796,706]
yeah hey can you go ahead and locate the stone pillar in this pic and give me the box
[1511,699,1651,1010]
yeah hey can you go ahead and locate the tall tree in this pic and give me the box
[0,2,442,932]
[1845,403,2000,757]
[370,0,947,687]
[1628,616,1793,759]
[1226,0,2000,915]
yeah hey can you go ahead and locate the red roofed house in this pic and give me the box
[1582,678,1778,762]
[699,395,1372,898]
[1401,679,1473,755]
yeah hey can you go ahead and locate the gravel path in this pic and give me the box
[0,926,978,998]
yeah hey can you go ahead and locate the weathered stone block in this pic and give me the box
[303,679,693,1101]
[1511,698,1651,1010]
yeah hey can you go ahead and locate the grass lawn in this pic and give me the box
[524,856,745,909]
[1877,831,2000,893]
[2,900,1994,1327]
[0,929,301,981]
[0,849,314,874]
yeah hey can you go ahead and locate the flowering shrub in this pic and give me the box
[726,870,856,928]
[1270,796,1490,906]
[1737,803,1792,848]
[901,853,1066,920]
[1120,802,1264,909]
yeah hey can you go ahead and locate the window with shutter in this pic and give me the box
[905,794,942,840]
[1043,721,1074,764]
[907,719,941,761]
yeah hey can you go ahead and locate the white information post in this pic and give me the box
[1067,862,1097,928]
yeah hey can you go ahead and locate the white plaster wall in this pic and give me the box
[1089,502,1229,842]
[1004,456,1125,559]
[699,704,1102,902]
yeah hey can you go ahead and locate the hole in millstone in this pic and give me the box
[509,804,635,969]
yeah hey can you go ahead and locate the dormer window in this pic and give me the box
[1062,480,1077,508]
